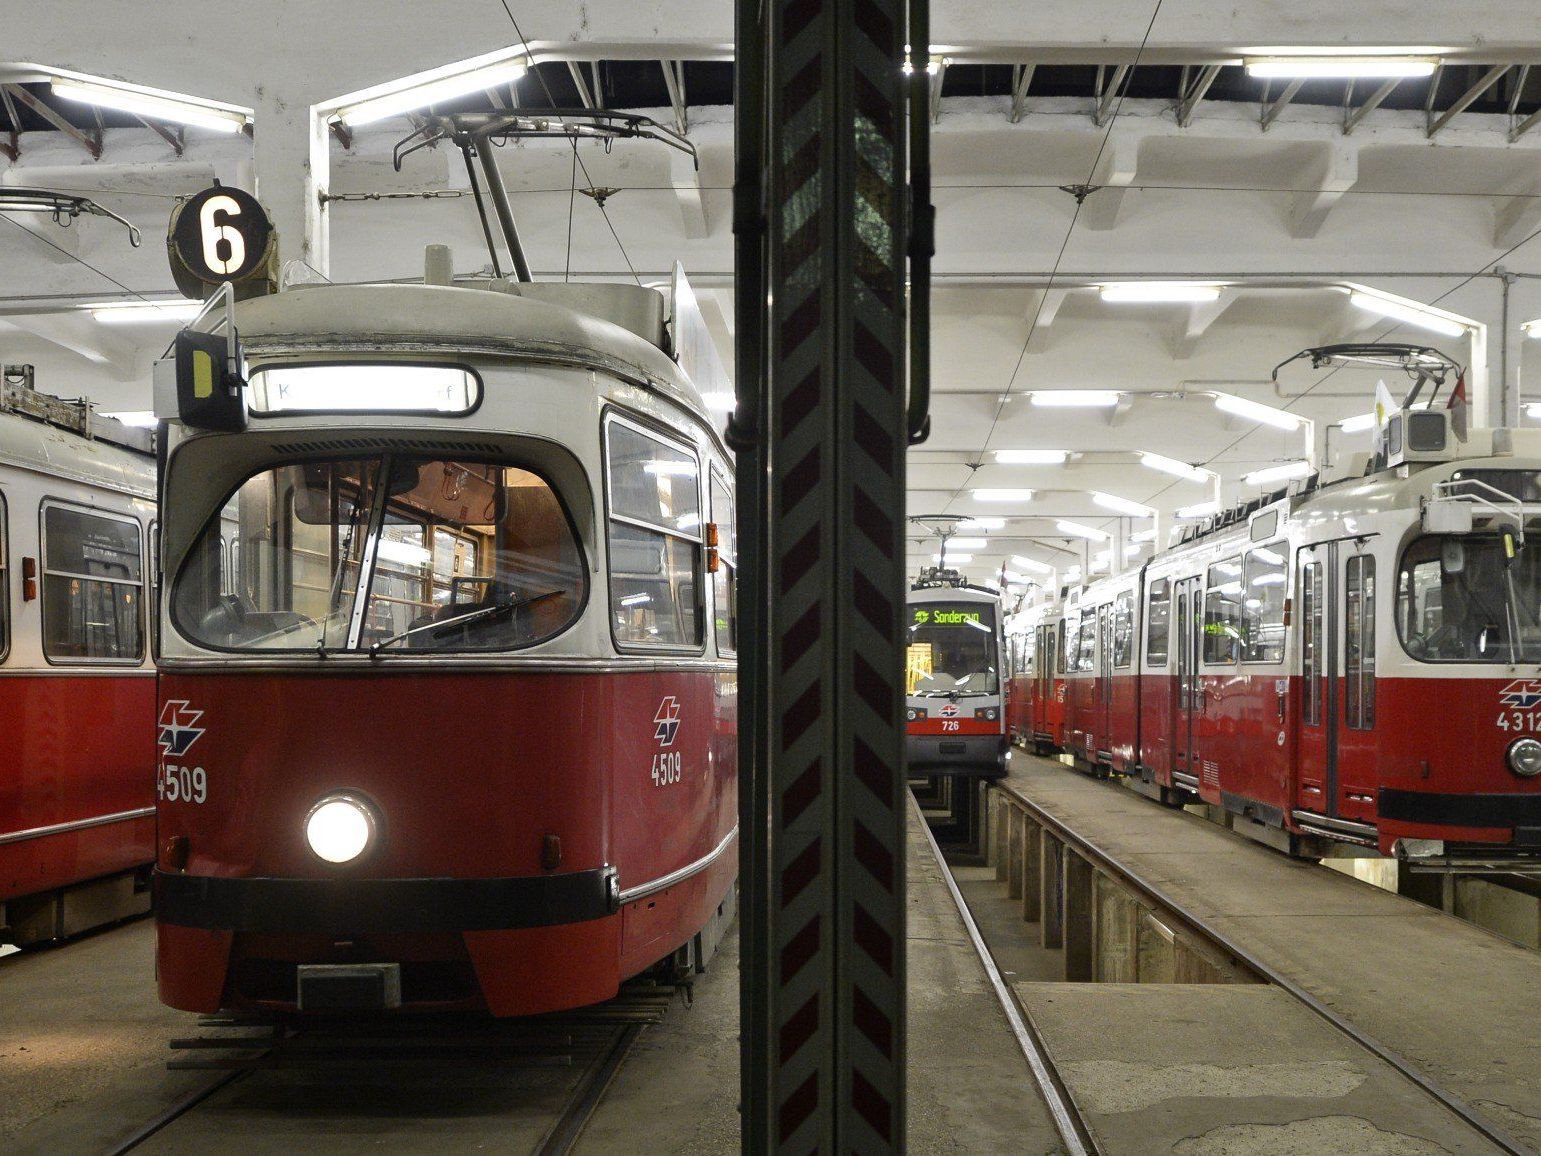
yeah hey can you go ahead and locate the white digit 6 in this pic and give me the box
[199,194,246,274]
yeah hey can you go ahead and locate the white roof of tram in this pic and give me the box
[229,282,713,424]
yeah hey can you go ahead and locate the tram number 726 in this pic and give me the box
[159,764,209,804]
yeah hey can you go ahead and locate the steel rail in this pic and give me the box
[993,767,1534,1156]
[534,1022,643,1155]
[105,1046,273,1153]
[907,791,1096,1156]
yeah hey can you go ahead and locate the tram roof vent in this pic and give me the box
[504,283,667,351]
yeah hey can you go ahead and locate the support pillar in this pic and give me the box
[1041,833,1064,949]
[736,0,914,1146]
[1064,852,1095,980]
[252,92,329,278]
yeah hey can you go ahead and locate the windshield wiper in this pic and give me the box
[369,589,562,656]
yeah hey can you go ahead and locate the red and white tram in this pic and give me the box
[0,378,157,944]
[1007,415,1541,871]
[151,273,737,1015]
[906,575,1007,777]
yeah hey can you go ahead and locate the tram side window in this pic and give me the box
[1345,555,1376,729]
[710,473,736,654]
[1241,542,1287,663]
[1113,592,1134,668]
[1145,578,1170,667]
[0,496,7,661]
[42,505,143,662]
[1203,557,1244,665]
[1077,607,1097,672]
[1301,561,1323,726]
[1061,616,1077,674]
[606,419,704,648]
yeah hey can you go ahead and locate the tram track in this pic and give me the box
[914,779,1536,1156]
[104,991,670,1155]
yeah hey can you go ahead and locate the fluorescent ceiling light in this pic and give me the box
[701,391,735,412]
[1213,393,1305,430]
[972,488,1035,502]
[1028,390,1121,408]
[331,51,529,126]
[50,78,249,133]
[994,449,1069,464]
[1338,412,1377,433]
[1348,291,1467,339]
[1124,543,1143,557]
[1526,402,1541,419]
[100,410,157,428]
[1092,491,1152,517]
[1139,452,1209,483]
[1010,555,1053,574]
[1245,56,1437,79]
[1063,566,1082,579]
[934,553,972,564]
[1002,570,1032,585]
[958,517,1004,530]
[1522,319,1541,338]
[1100,282,1221,304]
[1176,501,1221,519]
[1243,460,1314,486]
[947,537,987,550]
[90,301,202,324]
[1055,519,1108,541]
[1129,527,1157,543]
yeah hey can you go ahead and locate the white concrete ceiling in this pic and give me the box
[8,4,1541,590]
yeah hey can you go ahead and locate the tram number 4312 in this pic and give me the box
[159,764,209,804]
[651,751,682,787]
[1497,711,1541,732]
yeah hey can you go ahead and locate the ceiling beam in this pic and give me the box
[1342,77,1401,135]
[1093,64,1131,128]
[660,60,688,135]
[1287,142,1358,239]
[1024,286,1070,356]
[566,61,597,109]
[1169,288,1239,360]
[2,84,101,159]
[1009,64,1036,123]
[136,116,185,156]
[1078,133,1140,232]
[1428,64,1510,139]
[0,312,138,380]
[668,142,708,239]
[1495,181,1541,248]
[1177,64,1222,129]
[1260,77,1305,131]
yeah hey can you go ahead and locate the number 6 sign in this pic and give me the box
[168,184,273,292]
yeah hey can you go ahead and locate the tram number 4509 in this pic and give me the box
[159,764,209,804]
[651,752,682,787]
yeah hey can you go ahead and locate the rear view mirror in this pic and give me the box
[175,327,247,432]
[1441,539,1466,576]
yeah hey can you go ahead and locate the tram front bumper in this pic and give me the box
[906,733,1007,776]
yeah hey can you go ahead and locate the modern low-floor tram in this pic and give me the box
[1006,431,1541,872]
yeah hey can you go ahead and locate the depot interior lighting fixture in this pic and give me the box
[330,50,529,126]
[1523,319,1541,338]
[1100,282,1222,304]
[1139,452,1210,483]
[958,517,1004,531]
[1338,412,1378,433]
[994,449,1070,464]
[1027,390,1122,408]
[50,78,250,133]
[1092,491,1153,517]
[1124,543,1143,557]
[972,488,1035,502]
[933,552,972,564]
[1348,291,1468,339]
[1213,392,1305,431]
[89,301,203,324]
[946,537,987,550]
[1243,460,1314,486]
[1055,519,1109,541]
[701,391,735,412]
[1244,56,1438,79]
[1176,500,1221,519]
[1010,555,1053,574]
[1129,527,1157,542]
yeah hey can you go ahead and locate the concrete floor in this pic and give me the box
[1000,753,1541,1154]
[1,811,1069,1152]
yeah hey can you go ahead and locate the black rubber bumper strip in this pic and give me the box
[1378,789,1541,829]
[154,865,619,934]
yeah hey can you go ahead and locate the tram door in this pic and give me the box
[1172,576,1203,781]
[1296,543,1336,815]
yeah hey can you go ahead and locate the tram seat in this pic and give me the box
[198,595,310,646]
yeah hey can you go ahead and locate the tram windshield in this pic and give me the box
[906,601,999,696]
[1397,534,1541,663]
[172,456,584,653]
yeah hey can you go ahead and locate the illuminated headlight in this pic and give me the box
[906,708,918,722]
[1507,737,1541,778]
[305,793,378,863]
